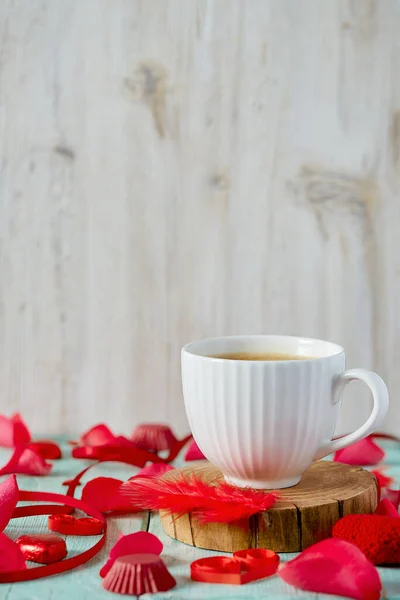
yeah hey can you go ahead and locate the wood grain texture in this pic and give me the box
[0,0,400,436]
[160,461,378,552]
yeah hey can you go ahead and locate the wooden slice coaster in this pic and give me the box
[160,461,378,553]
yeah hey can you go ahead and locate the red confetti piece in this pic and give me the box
[100,531,163,578]
[48,514,103,536]
[333,513,400,565]
[191,550,279,585]
[374,498,400,518]
[0,447,52,476]
[131,424,177,452]
[184,439,206,461]
[278,538,381,600]
[0,475,19,532]
[121,474,278,523]
[333,436,385,466]
[0,413,31,448]
[102,554,176,595]
[16,534,67,564]
[0,533,27,573]
[28,441,62,460]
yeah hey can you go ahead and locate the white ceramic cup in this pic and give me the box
[181,335,389,489]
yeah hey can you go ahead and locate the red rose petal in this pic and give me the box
[374,498,400,518]
[0,533,26,572]
[100,531,163,578]
[371,469,394,490]
[0,447,52,476]
[29,441,62,460]
[278,538,381,600]
[0,413,31,448]
[16,534,67,564]
[80,424,116,446]
[0,474,19,531]
[382,487,400,509]
[81,477,135,513]
[333,437,385,466]
[184,440,206,461]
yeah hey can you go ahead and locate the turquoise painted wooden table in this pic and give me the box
[1,437,400,600]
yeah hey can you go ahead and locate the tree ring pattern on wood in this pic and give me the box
[159,461,378,552]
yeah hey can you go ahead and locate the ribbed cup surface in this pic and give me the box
[182,339,345,488]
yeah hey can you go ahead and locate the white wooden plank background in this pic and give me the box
[0,0,399,437]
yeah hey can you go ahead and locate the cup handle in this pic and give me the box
[313,368,389,461]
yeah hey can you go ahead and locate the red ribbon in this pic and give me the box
[2,490,106,583]
[191,549,280,585]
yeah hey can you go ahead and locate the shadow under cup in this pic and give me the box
[181,335,388,489]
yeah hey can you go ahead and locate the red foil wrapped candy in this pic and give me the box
[16,534,67,564]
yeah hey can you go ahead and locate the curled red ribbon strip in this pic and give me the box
[48,514,104,536]
[191,549,280,585]
[2,490,106,583]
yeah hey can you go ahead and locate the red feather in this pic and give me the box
[120,474,278,523]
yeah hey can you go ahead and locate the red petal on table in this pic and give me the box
[29,441,62,460]
[0,413,31,448]
[100,531,163,578]
[382,487,400,509]
[0,475,19,531]
[333,437,385,466]
[374,498,400,517]
[80,424,116,446]
[371,469,394,490]
[184,440,206,461]
[0,447,52,476]
[131,463,174,479]
[81,477,135,514]
[81,477,123,512]
[278,538,381,600]
[0,533,26,572]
